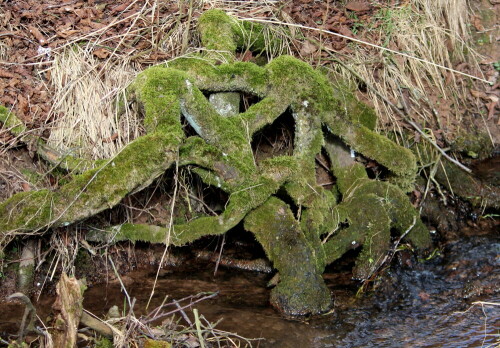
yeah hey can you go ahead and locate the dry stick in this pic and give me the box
[193,308,206,348]
[213,234,225,276]
[108,255,133,310]
[145,292,212,320]
[142,292,219,324]
[240,17,490,84]
[362,216,418,288]
[7,293,36,343]
[327,55,472,173]
[146,153,180,310]
[174,300,193,325]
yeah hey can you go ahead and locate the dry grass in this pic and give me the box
[45,0,488,162]
[47,46,139,159]
[0,40,7,61]
[326,0,484,144]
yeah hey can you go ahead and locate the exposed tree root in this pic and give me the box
[0,10,432,316]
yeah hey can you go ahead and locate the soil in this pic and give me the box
[0,0,499,346]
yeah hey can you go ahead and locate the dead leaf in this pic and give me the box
[241,50,253,62]
[418,292,430,301]
[57,29,80,39]
[93,48,110,59]
[111,3,129,14]
[472,15,485,31]
[102,133,118,143]
[21,182,31,191]
[300,41,317,56]
[0,69,16,78]
[470,89,488,99]
[28,25,47,44]
[17,94,28,115]
[345,1,371,12]
[486,100,498,120]
[87,21,106,30]
[338,26,354,38]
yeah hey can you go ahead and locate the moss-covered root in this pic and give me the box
[337,194,392,280]
[0,133,178,234]
[244,197,332,316]
[0,107,103,173]
[198,9,238,61]
[198,9,283,62]
[323,165,431,279]
[439,159,499,209]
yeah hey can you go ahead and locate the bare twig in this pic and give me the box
[142,292,219,324]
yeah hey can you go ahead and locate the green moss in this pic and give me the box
[244,197,332,315]
[128,67,186,136]
[0,105,27,136]
[167,58,268,96]
[95,338,113,348]
[322,169,431,278]
[451,130,493,159]
[144,339,172,348]
[198,9,284,62]
[0,10,433,317]
[198,9,238,61]
[0,190,54,232]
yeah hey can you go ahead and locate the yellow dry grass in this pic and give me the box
[47,46,139,159]
[47,0,295,159]
[329,0,484,139]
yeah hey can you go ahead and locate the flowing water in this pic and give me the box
[1,233,498,347]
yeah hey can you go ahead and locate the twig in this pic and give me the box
[146,152,180,310]
[362,216,417,285]
[326,54,472,173]
[214,234,225,276]
[194,308,206,348]
[174,300,192,326]
[142,292,218,324]
[7,293,36,343]
[107,255,133,310]
[44,1,78,9]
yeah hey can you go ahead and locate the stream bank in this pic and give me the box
[0,218,498,347]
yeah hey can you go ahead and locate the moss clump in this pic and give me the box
[198,9,239,61]
[0,9,430,316]
[451,130,493,159]
[94,338,113,348]
[0,105,27,137]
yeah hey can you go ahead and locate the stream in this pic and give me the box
[1,231,498,347]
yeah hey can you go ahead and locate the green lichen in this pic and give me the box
[0,9,431,316]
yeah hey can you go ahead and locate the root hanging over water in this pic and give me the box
[0,10,432,316]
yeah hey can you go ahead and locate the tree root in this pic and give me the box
[0,10,433,316]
